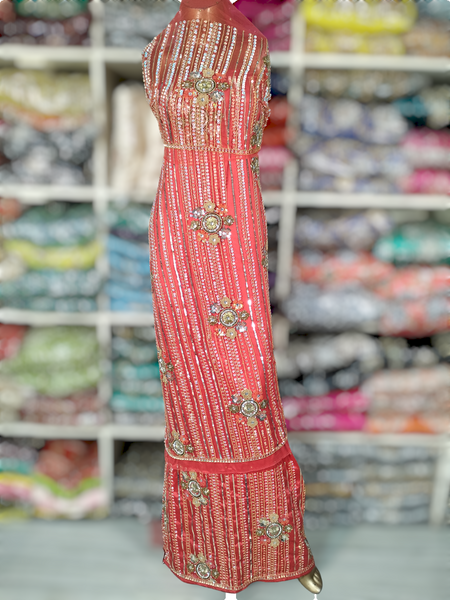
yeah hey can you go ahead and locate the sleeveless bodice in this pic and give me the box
[142,18,271,153]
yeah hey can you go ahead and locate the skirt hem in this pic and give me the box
[162,556,316,594]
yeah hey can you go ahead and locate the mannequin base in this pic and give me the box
[298,566,323,594]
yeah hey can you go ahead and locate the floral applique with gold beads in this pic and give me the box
[168,430,194,457]
[228,388,267,429]
[190,201,234,246]
[181,68,230,107]
[181,471,209,507]
[157,348,175,383]
[256,513,293,548]
[187,553,219,581]
[208,297,250,339]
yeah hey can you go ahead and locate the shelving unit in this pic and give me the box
[1,1,449,525]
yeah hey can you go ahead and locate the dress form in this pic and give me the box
[143,0,323,596]
[175,4,324,598]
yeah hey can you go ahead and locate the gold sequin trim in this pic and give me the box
[164,143,261,155]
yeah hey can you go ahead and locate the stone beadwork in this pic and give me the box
[168,430,194,457]
[208,297,250,339]
[157,348,175,383]
[190,201,234,245]
[250,156,260,177]
[228,388,267,428]
[262,247,269,269]
[250,122,263,149]
[181,471,209,507]
[256,513,293,548]
[182,69,230,107]
[187,553,219,581]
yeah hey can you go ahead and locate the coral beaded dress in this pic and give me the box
[142,0,315,592]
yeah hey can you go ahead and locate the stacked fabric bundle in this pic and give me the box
[110,327,164,425]
[0,202,102,312]
[0,0,90,46]
[284,211,449,336]
[110,82,163,195]
[107,203,152,312]
[104,0,178,48]
[278,331,449,433]
[363,366,450,435]
[259,96,293,191]
[297,70,450,194]
[0,438,107,520]
[112,442,164,523]
[290,440,437,528]
[0,69,94,185]
[236,0,295,51]
[0,326,106,425]
[302,0,449,57]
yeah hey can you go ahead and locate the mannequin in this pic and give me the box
[143,0,323,596]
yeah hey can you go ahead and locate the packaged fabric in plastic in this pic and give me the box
[0,70,92,131]
[104,0,178,48]
[373,221,450,264]
[108,203,150,244]
[0,203,96,246]
[301,95,408,145]
[301,0,417,34]
[0,326,100,397]
[3,238,101,270]
[294,210,394,251]
[304,70,431,103]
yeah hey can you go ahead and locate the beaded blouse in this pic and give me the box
[142,18,271,154]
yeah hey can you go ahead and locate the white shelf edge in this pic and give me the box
[302,53,450,73]
[287,431,447,448]
[0,422,100,439]
[0,309,154,326]
[0,185,95,203]
[2,45,449,73]
[0,422,445,447]
[289,192,450,210]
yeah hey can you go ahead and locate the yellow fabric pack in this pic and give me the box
[4,239,101,270]
[301,0,417,34]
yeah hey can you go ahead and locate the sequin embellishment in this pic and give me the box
[157,348,175,383]
[181,471,209,507]
[190,202,234,245]
[251,122,263,149]
[168,430,194,456]
[256,513,293,548]
[250,157,260,177]
[182,69,230,107]
[188,554,219,581]
[229,389,267,428]
[262,247,269,270]
[208,297,250,339]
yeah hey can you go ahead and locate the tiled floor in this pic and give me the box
[0,519,448,600]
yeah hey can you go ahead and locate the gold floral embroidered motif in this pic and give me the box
[181,471,209,507]
[182,69,230,107]
[228,388,267,428]
[250,156,260,177]
[250,122,263,149]
[263,54,272,103]
[168,430,194,456]
[262,247,269,270]
[208,297,249,339]
[256,513,293,548]
[190,201,234,245]
[157,348,175,383]
[187,553,219,581]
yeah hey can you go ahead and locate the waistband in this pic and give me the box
[164,438,292,474]
[164,143,260,156]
